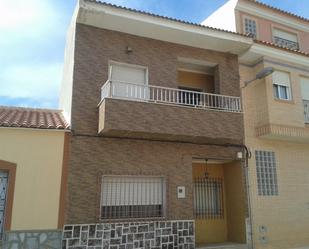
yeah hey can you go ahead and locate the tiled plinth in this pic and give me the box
[63,220,195,249]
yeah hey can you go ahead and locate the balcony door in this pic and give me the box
[109,62,148,100]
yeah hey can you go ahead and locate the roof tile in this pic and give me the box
[0,106,69,130]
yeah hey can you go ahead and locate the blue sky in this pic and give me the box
[1,0,308,109]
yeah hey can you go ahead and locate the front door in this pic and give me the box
[192,163,227,246]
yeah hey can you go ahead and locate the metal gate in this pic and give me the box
[0,171,9,239]
[193,176,224,219]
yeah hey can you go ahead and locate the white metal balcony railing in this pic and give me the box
[101,80,242,113]
[273,36,299,50]
[304,100,309,123]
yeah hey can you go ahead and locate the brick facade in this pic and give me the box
[65,24,243,237]
[71,24,242,136]
[65,136,242,224]
[99,98,243,145]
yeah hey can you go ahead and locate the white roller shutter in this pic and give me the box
[101,176,164,206]
[300,77,309,100]
[273,29,297,43]
[272,71,291,87]
[110,64,146,85]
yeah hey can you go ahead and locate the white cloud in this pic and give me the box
[0,63,63,103]
[0,0,55,30]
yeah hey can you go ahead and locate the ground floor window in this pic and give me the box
[193,176,224,219]
[0,171,9,240]
[100,176,165,220]
[255,150,278,196]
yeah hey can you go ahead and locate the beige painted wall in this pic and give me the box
[241,62,309,249]
[0,128,65,230]
[235,9,309,53]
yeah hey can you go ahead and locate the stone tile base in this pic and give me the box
[3,229,62,249]
[63,220,195,249]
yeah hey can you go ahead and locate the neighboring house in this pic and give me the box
[0,106,69,248]
[204,1,309,249]
[59,0,255,248]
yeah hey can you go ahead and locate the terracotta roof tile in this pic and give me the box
[84,0,250,38]
[246,0,309,23]
[0,106,69,130]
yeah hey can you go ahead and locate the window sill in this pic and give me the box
[273,98,294,104]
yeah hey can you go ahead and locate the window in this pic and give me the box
[0,171,9,240]
[300,77,309,100]
[193,176,224,219]
[100,176,165,220]
[255,151,278,196]
[272,71,291,100]
[273,28,299,50]
[300,77,309,123]
[108,62,148,99]
[244,18,257,38]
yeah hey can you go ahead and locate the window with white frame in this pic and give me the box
[272,71,292,100]
[108,62,148,100]
[101,176,165,220]
[244,18,257,38]
[255,150,278,196]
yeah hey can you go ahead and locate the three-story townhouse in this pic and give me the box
[204,1,309,249]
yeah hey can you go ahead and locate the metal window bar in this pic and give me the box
[101,176,164,220]
[100,80,241,112]
[274,36,299,50]
[193,176,224,219]
[303,100,309,124]
[0,171,9,240]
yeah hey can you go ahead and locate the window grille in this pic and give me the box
[244,18,257,38]
[255,151,278,196]
[100,176,165,220]
[0,171,8,240]
[193,176,224,219]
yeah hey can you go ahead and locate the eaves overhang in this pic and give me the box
[76,0,252,55]
[239,42,309,68]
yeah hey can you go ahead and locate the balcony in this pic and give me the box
[273,36,299,50]
[98,80,243,144]
[101,81,241,113]
[304,99,309,124]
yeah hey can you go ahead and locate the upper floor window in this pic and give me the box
[273,28,299,50]
[300,77,309,101]
[100,175,165,220]
[300,77,309,123]
[255,150,278,196]
[244,18,257,38]
[107,62,148,99]
[272,71,292,101]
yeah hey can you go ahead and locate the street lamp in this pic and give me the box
[243,67,274,87]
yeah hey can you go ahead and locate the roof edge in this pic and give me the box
[82,0,251,39]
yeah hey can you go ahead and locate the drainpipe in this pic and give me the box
[242,146,254,249]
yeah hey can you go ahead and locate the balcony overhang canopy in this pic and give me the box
[76,0,252,55]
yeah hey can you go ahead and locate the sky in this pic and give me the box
[1,0,309,109]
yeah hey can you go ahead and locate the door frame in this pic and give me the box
[0,160,16,233]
